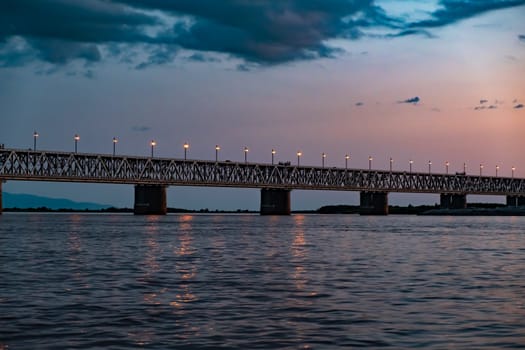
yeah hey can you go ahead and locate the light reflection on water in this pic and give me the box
[1,213,525,349]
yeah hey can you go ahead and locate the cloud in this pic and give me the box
[480,99,488,104]
[1,0,525,69]
[408,1,525,29]
[131,125,151,132]
[355,102,364,106]
[519,34,525,42]
[488,105,497,109]
[399,96,420,104]
[515,104,524,109]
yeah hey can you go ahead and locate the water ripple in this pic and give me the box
[1,214,525,349]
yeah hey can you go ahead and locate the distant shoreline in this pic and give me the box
[4,203,523,215]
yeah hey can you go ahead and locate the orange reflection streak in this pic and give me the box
[170,216,199,309]
[141,219,161,305]
[67,214,89,289]
[291,215,308,291]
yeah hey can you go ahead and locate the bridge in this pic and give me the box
[1,148,524,215]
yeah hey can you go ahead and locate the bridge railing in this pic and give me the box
[1,148,524,195]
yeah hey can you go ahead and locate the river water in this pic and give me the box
[1,213,524,349]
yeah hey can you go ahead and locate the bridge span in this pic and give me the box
[1,148,524,215]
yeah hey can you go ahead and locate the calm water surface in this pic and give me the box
[1,213,525,349]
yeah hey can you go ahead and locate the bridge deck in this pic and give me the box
[1,149,524,196]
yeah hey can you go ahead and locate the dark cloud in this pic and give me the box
[399,96,420,104]
[355,102,364,106]
[488,105,497,109]
[480,99,488,104]
[519,34,525,41]
[515,104,524,109]
[1,0,525,69]
[131,125,151,132]
[408,1,525,29]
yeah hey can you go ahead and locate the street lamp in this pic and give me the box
[409,159,413,174]
[112,137,118,156]
[33,131,39,151]
[271,149,276,165]
[150,140,156,157]
[297,151,302,166]
[184,142,189,160]
[215,145,220,162]
[244,147,249,163]
[322,153,326,168]
[496,165,499,177]
[368,156,373,170]
[74,134,80,153]
[512,166,515,178]
[445,161,449,175]
[345,154,350,170]
[463,162,467,174]
[389,157,393,172]
[428,160,432,174]
[479,164,483,176]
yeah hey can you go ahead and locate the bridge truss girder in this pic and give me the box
[1,149,524,196]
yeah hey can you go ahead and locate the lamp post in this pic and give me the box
[33,131,39,151]
[150,140,156,157]
[428,160,432,174]
[409,159,413,174]
[244,147,249,163]
[368,156,373,170]
[463,162,467,174]
[322,153,326,168]
[297,151,302,166]
[479,164,483,176]
[271,149,276,165]
[512,166,515,179]
[345,154,350,170]
[74,134,80,153]
[496,165,499,177]
[184,142,189,160]
[112,137,118,156]
[215,145,220,162]
[445,161,449,175]
[389,157,393,172]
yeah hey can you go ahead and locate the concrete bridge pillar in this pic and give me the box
[260,188,291,215]
[0,181,2,215]
[440,193,467,209]
[506,195,525,207]
[359,191,388,215]
[134,185,167,215]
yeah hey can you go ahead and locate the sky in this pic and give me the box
[1,0,525,210]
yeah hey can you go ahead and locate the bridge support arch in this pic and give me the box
[440,193,467,209]
[134,185,167,215]
[506,195,525,207]
[260,188,291,215]
[359,191,388,215]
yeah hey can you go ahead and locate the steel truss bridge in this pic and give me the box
[1,148,524,195]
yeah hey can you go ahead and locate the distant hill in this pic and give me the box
[3,192,111,210]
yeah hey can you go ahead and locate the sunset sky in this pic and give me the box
[1,0,524,209]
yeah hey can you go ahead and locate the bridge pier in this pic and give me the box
[260,188,291,215]
[134,185,167,215]
[0,181,2,215]
[506,195,525,207]
[440,193,467,209]
[359,191,388,215]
